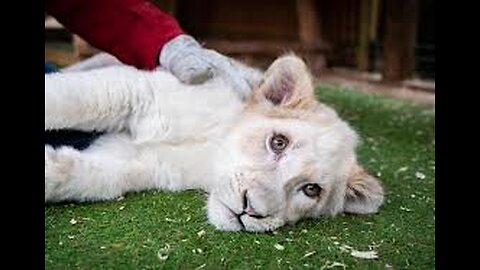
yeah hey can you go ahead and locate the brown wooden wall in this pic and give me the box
[162,0,433,81]
[165,0,365,70]
[171,0,327,72]
[317,0,361,67]
[176,0,299,41]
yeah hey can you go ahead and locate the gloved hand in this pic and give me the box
[159,35,263,99]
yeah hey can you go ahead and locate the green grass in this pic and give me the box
[45,86,435,269]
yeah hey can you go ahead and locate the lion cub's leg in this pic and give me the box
[45,67,151,132]
[45,146,135,202]
[45,134,189,203]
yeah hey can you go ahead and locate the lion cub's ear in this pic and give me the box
[343,165,384,214]
[253,54,316,109]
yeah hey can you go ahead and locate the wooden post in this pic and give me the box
[369,0,380,41]
[357,0,371,71]
[296,0,322,49]
[295,0,326,74]
[382,0,419,81]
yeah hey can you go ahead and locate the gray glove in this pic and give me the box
[159,35,263,99]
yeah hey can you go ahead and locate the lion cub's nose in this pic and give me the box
[242,191,266,219]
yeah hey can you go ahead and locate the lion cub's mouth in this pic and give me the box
[218,191,268,231]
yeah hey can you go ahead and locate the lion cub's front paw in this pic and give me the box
[45,146,75,202]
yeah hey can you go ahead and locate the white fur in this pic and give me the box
[45,55,384,231]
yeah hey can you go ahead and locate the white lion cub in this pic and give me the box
[45,54,384,232]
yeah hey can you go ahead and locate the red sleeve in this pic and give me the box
[46,0,184,70]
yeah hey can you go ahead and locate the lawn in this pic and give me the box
[45,85,435,269]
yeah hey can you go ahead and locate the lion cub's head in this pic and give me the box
[207,54,384,231]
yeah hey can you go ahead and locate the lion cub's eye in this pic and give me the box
[269,134,289,154]
[302,183,322,197]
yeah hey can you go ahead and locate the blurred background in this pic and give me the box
[45,0,434,103]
